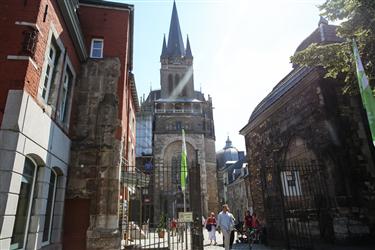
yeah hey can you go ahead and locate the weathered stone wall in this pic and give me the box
[205,138,219,213]
[243,68,375,243]
[227,178,250,221]
[68,58,123,250]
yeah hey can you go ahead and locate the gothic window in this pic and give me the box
[175,74,180,88]
[171,155,189,189]
[168,74,173,95]
[171,156,180,184]
[175,74,181,96]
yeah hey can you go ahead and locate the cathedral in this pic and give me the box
[136,1,218,218]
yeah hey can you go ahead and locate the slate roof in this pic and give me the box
[185,36,193,58]
[144,90,206,104]
[164,1,185,58]
[161,1,193,59]
[247,20,344,124]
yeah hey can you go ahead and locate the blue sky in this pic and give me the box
[119,0,326,151]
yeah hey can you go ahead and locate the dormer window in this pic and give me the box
[90,38,103,58]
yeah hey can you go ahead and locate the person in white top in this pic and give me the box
[217,204,235,250]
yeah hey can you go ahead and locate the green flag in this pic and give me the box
[180,129,188,192]
[353,39,375,146]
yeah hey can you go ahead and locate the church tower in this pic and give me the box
[160,1,194,99]
[136,1,218,219]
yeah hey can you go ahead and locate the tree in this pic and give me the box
[291,0,375,94]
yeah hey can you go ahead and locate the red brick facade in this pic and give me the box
[0,1,137,249]
[0,0,80,125]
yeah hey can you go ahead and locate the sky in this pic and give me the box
[118,0,327,151]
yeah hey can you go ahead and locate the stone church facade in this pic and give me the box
[137,2,218,218]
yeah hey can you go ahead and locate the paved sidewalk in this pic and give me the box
[203,229,282,250]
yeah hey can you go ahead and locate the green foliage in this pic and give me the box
[290,0,375,93]
[156,213,167,232]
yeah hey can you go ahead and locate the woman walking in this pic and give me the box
[206,212,217,245]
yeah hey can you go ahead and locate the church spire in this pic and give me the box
[166,0,185,57]
[161,34,167,59]
[185,35,193,58]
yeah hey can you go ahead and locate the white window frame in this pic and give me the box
[41,169,57,246]
[41,44,56,102]
[38,26,65,105]
[281,171,302,196]
[59,58,76,124]
[90,38,104,58]
[10,157,38,250]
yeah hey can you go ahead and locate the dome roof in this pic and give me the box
[216,137,239,169]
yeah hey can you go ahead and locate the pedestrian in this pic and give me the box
[205,212,217,245]
[177,219,184,242]
[217,204,235,250]
[244,210,252,231]
[251,213,261,242]
[170,218,177,236]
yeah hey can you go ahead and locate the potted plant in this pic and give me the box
[156,214,167,238]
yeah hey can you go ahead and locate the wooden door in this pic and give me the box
[63,198,90,250]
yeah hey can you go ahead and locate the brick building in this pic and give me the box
[0,1,137,250]
[240,18,375,248]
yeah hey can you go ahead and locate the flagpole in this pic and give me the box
[183,189,186,212]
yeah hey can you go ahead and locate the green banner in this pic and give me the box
[180,129,188,191]
[353,39,375,147]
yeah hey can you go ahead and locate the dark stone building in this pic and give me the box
[240,18,375,247]
[136,2,218,220]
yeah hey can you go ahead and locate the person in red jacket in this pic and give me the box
[205,212,217,245]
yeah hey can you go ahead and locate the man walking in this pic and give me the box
[217,204,235,250]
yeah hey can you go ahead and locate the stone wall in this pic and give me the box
[243,68,375,243]
[67,58,123,250]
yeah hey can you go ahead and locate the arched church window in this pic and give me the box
[171,155,189,189]
[182,85,188,97]
[168,74,173,95]
[175,74,181,96]
[171,156,179,184]
[175,74,180,87]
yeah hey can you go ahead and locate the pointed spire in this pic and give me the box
[185,35,193,58]
[161,34,167,58]
[167,0,185,57]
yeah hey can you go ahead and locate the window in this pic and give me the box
[60,65,73,122]
[10,158,38,250]
[168,74,173,95]
[90,39,103,58]
[281,171,302,196]
[41,44,56,101]
[176,121,182,130]
[42,169,57,244]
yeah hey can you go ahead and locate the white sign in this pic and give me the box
[178,212,193,222]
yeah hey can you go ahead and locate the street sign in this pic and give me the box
[178,212,193,222]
